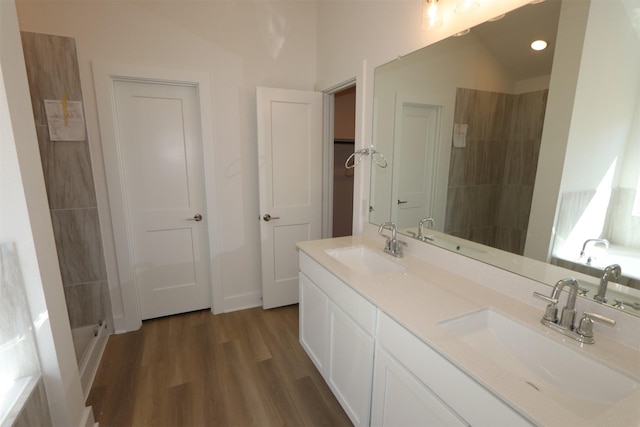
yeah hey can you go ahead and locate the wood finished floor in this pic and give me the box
[87,305,352,427]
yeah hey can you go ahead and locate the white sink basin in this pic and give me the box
[439,309,639,416]
[325,246,405,274]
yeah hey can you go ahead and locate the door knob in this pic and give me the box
[189,214,203,221]
[263,214,280,221]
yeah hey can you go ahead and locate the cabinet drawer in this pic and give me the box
[377,312,531,427]
[300,252,376,335]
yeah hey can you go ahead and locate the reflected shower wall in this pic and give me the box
[20,32,113,365]
[445,87,548,255]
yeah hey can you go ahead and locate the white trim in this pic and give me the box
[322,93,335,238]
[223,291,262,313]
[353,60,374,235]
[322,78,357,239]
[80,406,96,427]
[78,323,109,400]
[92,61,225,332]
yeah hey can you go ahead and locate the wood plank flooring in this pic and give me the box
[87,305,352,427]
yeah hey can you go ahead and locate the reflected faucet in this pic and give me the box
[417,217,435,242]
[594,264,621,303]
[579,238,609,260]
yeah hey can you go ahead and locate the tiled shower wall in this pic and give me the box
[446,87,547,255]
[606,188,640,249]
[20,32,113,363]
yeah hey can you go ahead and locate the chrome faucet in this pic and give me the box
[549,278,580,329]
[417,217,435,242]
[533,277,616,344]
[579,238,609,259]
[594,264,621,303]
[378,222,406,258]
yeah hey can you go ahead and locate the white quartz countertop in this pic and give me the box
[297,235,640,427]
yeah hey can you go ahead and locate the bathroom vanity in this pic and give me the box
[297,235,640,427]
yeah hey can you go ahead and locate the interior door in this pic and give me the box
[257,87,322,309]
[391,101,441,229]
[113,80,210,319]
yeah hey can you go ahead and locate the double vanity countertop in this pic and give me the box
[297,235,640,427]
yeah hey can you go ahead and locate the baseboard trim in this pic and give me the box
[223,291,262,312]
[78,323,109,400]
[79,405,95,427]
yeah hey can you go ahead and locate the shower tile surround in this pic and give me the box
[446,87,547,255]
[20,32,113,362]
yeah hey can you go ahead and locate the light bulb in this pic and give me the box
[531,40,548,51]
[454,0,480,13]
[422,0,442,29]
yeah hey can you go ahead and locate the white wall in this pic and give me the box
[560,0,640,193]
[0,1,90,425]
[16,0,318,318]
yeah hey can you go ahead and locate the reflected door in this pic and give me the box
[391,102,441,229]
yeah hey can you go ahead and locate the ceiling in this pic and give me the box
[470,0,562,81]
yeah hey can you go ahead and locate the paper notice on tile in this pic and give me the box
[452,123,468,148]
[44,99,87,141]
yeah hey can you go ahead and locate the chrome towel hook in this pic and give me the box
[370,149,388,168]
[345,148,388,169]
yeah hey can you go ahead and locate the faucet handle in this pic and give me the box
[533,291,558,305]
[576,312,616,340]
[533,291,559,322]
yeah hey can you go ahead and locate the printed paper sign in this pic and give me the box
[44,99,87,141]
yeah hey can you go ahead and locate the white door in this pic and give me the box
[391,101,441,229]
[257,87,322,309]
[113,80,210,320]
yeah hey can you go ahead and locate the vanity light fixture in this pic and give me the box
[453,28,471,36]
[454,0,480,13]
[531,39,548,51]
[422,0,443,30]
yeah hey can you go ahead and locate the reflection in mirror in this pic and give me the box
[369,0,640,317]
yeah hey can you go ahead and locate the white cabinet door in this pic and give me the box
[299,272,328,373]
[328,302,375,427]
[371,347,468,427]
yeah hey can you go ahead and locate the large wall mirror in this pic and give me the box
[369,0,640,317]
